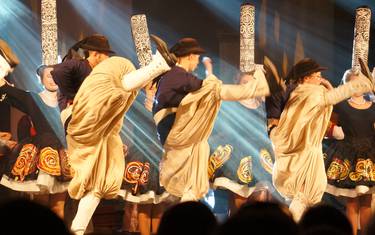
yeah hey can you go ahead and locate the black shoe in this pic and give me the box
[150,34,177,66]
[263,56,286,94]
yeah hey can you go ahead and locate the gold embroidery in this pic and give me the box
[237,156,252,184]
[259,149,274,174]
[207,144,232,180]
[349,158,375,182]
[11,144,38,181]
[327,157,350,181]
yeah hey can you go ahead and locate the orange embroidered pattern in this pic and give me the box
[37,147,61,176]
[124,161,150,195]
[11,144,38,181]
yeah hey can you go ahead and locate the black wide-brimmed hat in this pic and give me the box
[0,39,19,68]
[79,34,115,54]
[169,38,206,57]
[286,58,327,83]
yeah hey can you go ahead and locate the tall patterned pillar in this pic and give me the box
[352,6,371,72]
[41,0,58,65]
[130,14,152,67]
[130,14,154,111]
[240,3,262,72]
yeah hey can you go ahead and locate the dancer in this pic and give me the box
[67,51,170,235]
[51,34,113,111]
[325,69,375,235]
[209,71,275,214]
[209,2,275,211]
[270,58,375,221]
[118,16,175,235]
[0,41,69,218]
[152,37,282,201]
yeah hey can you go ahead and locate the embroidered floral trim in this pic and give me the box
[259,148,274,174]
[327,157,375,182]
[237,156,253,184]
[37,147,61,176]
[208,144,232,180]
[327,157,350,181]
[124,161,150,195]
[11,144,38,181]
[349,158,375,182]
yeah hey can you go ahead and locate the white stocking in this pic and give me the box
[71,192,101,235]
[122,51,170,91]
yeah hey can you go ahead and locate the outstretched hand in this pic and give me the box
[202,56,212,66]
[202,56,213,76]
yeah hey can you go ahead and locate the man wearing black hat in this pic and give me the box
[66,49,170,235]
[266,58,331,129]
[270,58,375,221]
[152,37,281,201]
[51,34,114,111]
[152,38,205,146]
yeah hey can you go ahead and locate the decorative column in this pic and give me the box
[130,14,152,67]
[41,0,58,65]
[352,6,371,72]
[239,3,256,72]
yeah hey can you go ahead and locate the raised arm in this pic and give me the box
[0,78,36,115]
[219,69,270,101]
[323,73,373,106]
[202,56,213,77]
